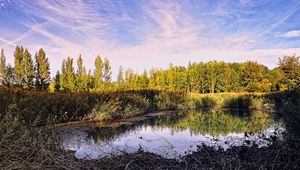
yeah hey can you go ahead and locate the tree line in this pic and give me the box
[0,46,50,90]
[116,58,300,93]
[54,55,112,92]
[0,46,300,93]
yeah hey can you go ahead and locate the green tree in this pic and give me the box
[23,49,35,89]
[278,55,300,90]
[103,57,112,82]
[187,62,199,92]
[197,63,208,93]
[14,46,24,86]
[59,59,67,91]
[117,66,124,83]
[35,48,50,90]
[124,68,134,90]
[65,57,76,92]
[48,79,56,93]
[86,69,95,90]
[141,70,149,89]
[54,71,61,92]
[222,64,240,92]
[117,66,124,90]
[268,68,284,91]
[3,64,15,87]
[149,68,158,90]
[76,55,88,91]
[94,55,103,87]
[157,70,168,91]
[77,55,84,78]
[49,71,62,92]
[229,63,243,92]
[242,61,267,92]
[80,68,91,91]
[206,61,223,93]
[0,49,6,85]
[167,65,187,91]
[167,64,176,91]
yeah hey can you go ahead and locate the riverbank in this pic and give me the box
[53,109,185,127]
[77,140,300,169]
[1,123,299,169]
[1,88,299,169]
[0,87,269,126]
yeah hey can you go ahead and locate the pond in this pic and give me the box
[59,109,285,159]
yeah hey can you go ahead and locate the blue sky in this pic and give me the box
[1,0,300,77]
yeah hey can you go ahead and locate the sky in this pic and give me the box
[1,0,300,78]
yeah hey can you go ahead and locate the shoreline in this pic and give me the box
[52,107,275,128]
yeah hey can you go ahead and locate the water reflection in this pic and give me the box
[59,110,284,159]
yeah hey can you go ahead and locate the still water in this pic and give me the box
[59,110,284,159]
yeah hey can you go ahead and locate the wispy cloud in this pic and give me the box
[282,30,300,38]
[0,0,300,77]
[0,37,17,47]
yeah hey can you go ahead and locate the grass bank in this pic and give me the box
[0,87,268,125]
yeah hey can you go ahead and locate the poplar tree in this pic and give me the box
[65,57,76,92]
[35,48,50,90]
[206,61,223,93]
[187,62,199,92]
[175,66,188,92]
[54,71,61,92]
[198,63,208,93]
[94,55,103,87]
[141,70,149,89]
[60,59,67,91]
[87,69,94,90]
[23,49,35,89]
[76,55,84,90]
[117,66,124,83]
[3,64,15,87]
[149,68,158,90]
[76,55,89,91]
[103,57,112,82]
[125,68,134,90]
[0,49,6,85]
[77,55,84,78]
[167,64,176,91]
[80,67,90,91]
[14,46,24,86]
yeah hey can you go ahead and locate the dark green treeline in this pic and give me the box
[0,46,300,93]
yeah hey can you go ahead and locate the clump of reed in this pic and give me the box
[0,87,270,126]
[186,92,265,110]
[0,88,188,124]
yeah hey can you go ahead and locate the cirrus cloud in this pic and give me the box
[0,0,300,78]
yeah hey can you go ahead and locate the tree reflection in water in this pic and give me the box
[60,109,284,159]
[87,110,273,142]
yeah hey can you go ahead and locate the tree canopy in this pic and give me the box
[1,46,300,93]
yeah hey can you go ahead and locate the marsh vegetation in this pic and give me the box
[0,47,300,169]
